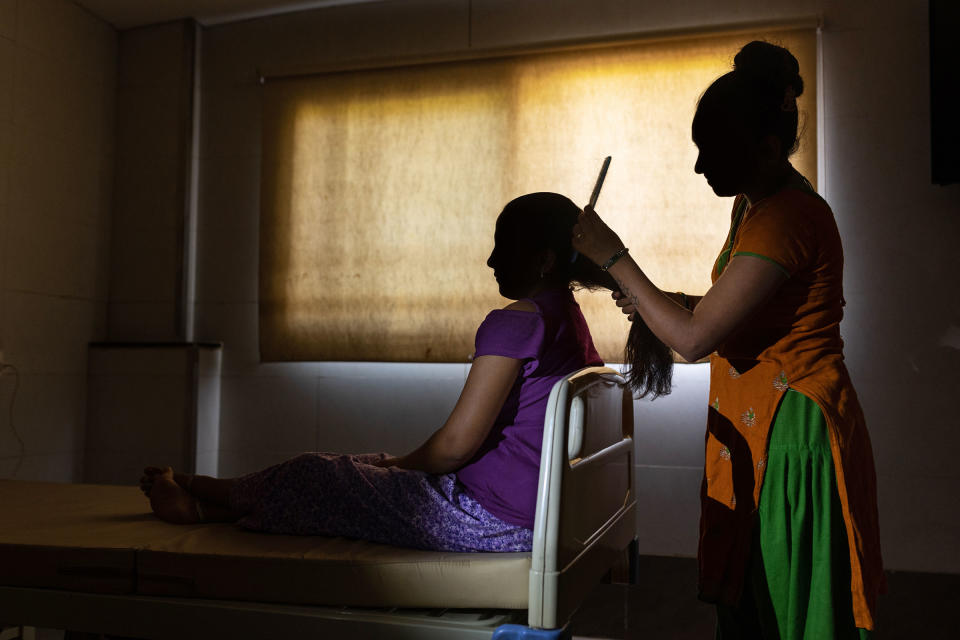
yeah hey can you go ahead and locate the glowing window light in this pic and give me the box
[260,28,817,363]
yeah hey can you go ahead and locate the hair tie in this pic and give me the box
[781,85,797,112]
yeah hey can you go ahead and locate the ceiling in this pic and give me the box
[74,0,380,30]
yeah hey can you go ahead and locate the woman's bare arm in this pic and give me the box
[382,353,523,474]
[665,291,704,310]
[574,206,785,362]
[614,290,703,318]
[608,254,784,361]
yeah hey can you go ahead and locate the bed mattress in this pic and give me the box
[0,480,531,609]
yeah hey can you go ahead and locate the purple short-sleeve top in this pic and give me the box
[455,287,603,529]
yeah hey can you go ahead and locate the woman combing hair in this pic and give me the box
[573,40,884,638]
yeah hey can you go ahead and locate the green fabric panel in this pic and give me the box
[757,390,871,640]
[716,248,732,275]
[732,251,791,278]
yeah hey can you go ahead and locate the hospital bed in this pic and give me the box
[0,366,637,639]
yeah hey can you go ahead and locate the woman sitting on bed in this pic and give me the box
[141,192,672,552]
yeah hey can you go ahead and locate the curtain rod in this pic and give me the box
[256,15,821,85]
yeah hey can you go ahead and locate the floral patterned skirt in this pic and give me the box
[228,452,534,552]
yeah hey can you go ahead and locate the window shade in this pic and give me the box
[259,27,817,362]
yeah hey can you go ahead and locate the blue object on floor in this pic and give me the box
[492,623,571,639]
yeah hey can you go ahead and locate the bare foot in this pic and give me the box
[148,467,200,524]
[140,466,192,497]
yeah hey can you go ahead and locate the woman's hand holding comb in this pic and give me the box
[572,205,626,267]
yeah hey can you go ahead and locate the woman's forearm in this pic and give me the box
[608,255,707,361]
[574,207,785,361]
[392,430,472,475]
[378,354,521,475]
[609,252,787,362]
[573,207,709,359]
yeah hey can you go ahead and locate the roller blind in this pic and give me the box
[259,27,817,362]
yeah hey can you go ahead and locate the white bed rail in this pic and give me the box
[528,367,636,629]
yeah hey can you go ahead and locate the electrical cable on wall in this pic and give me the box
[0,363,23,478]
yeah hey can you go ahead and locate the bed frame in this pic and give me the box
[0,366,636,639]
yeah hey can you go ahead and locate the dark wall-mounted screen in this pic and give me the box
[931,0,960,185]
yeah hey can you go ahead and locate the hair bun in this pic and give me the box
[733,40,804,98]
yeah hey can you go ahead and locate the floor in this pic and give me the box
[570,556,716,639]
[569,555,960,639]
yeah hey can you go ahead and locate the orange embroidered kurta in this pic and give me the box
[698,188,884,630]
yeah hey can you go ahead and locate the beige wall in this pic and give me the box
[108,20,195,341]
[196,0,960,573]
[0,0,116,481]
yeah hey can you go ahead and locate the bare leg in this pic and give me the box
[141,467,245,523]
[187,475,244,522]
[140,466,191,496]
[189,475,236,506]
[147,467,201,524]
